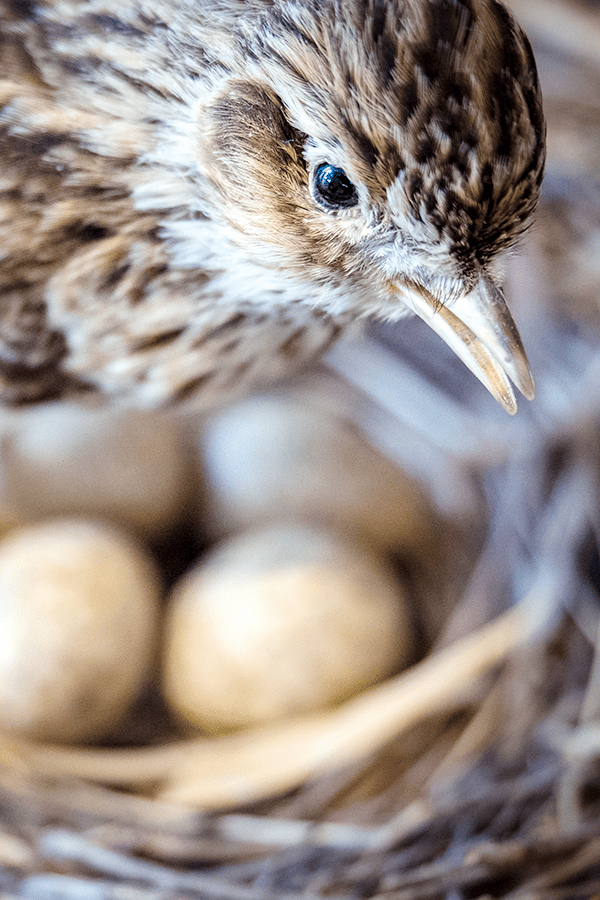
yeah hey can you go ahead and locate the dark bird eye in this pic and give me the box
[313,163,359,210]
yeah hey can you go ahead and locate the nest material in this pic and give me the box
[3,1,600,897]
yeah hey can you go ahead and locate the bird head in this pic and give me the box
[195,0,545,413]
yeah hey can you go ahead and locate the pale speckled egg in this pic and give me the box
[0,519,160,743]
[163,524,412,735]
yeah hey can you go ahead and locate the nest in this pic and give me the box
[2,1,600,897]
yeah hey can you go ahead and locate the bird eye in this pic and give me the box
[312,163,359,210]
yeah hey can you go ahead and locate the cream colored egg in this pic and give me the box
[0,402,190,539]
[199,393,434,554]
[0,519,160,743]
[163,525,412,734]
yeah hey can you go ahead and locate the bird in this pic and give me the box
[0,0,545,413]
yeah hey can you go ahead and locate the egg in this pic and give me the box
[199,392,435,554]
[163,524,412,734]
[0,403,190,539]
[0,519,160,743]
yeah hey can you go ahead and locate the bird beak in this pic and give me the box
[395,274,535,415]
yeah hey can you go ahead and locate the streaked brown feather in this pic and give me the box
[0,0,545,406]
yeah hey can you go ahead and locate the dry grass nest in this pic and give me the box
[2,1,600,897]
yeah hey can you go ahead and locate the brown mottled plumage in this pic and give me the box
[0,0,545,410]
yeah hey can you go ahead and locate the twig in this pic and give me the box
[21,874,183,900]
[37,829,340,900]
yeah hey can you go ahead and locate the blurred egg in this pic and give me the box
[0,519,160,743]
[0,403,191,539]
[199,393,434,554]
[163,524,412,734]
